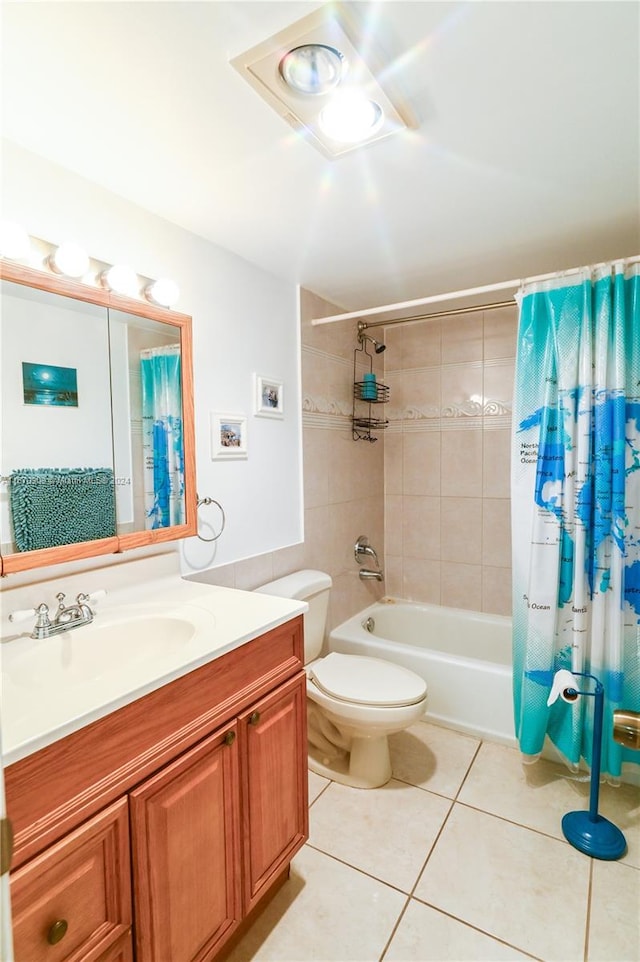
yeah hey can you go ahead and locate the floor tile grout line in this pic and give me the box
[453,737,484,802]
[303,841,416,899]
[404,796,457,900]
[583,858,594,962]
[403,896,545,962]
[377,895,412,962]
[308,778,333,809]
[452,797,623,853]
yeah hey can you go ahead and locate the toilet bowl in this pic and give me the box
[255,570,427,788]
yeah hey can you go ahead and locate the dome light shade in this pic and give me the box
[0,221,31,260]
[145,278,180,308]
[101,264,139,296]
[279,43,345,95]
[319,92,383,144]
[50,242,90,278]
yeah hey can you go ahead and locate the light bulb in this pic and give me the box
[145,278,180,308]
[50,242,90,278]
[0,221,31,260]
[279,44,345,95]
[101,264,139,296]
[319,92,383,143]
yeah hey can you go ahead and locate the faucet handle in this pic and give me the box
[8,606,38,624]
[77,589,107,605]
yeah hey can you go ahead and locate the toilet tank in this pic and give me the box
[255,569,332,663]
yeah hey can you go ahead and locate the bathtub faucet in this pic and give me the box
[354,535,381,567]
[354,535,384,582]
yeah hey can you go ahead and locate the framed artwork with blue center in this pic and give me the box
[22,362,78,407]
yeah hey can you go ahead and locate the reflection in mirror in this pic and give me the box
[108,309,185,534]
[0,281,116,554]
[0,260,196,575]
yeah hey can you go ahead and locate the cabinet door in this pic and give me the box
[130,723,242,962]
[239,672,308,912]
[10,798,131,962]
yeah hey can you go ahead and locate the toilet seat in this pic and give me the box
[309,652,427,708]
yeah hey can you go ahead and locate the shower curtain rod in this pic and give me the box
[310,255,640,327]
[357,299,514,332]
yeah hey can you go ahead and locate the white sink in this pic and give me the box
[5,614,196,691]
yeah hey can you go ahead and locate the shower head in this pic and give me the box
[358,331,386,354]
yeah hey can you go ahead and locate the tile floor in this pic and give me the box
[228,722,640,962]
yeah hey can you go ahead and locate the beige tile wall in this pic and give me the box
[192,294,516,626]
[383,306,517,616]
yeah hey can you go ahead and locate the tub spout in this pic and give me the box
[359,568,384,582]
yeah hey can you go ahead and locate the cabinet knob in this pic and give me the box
[248,711,261,726]
[47,919,68,945]
[223,730,236,746]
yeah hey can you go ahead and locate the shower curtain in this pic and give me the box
[511,259,640,779]
[140,344,185,530]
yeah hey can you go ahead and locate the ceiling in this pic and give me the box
[2,1,639,313]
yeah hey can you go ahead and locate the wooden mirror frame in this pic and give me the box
[0,260,197,575]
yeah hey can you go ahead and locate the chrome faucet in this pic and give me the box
[354,535,384,582]
[354,535,380,568]
[9,590,105,640]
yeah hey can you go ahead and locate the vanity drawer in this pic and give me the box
[10,798,131,962]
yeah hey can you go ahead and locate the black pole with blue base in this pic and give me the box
[560,672,627,861]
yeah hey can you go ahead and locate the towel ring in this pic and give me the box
[196,495,226,543]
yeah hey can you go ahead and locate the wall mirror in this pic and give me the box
[0,261,196,575]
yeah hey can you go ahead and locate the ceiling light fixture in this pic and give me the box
[279,43,345,95]
[49,242,90,278]
[232,8,410,158]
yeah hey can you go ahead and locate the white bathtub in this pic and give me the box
[328,600,516,745]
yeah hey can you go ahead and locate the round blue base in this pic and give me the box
[562,811,627,860]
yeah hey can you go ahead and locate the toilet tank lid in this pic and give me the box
[255,569,332,600]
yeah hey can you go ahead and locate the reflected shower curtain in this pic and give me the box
[511,259,640,779]
[140,344,185,529]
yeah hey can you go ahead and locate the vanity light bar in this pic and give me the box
[0,221,180,308]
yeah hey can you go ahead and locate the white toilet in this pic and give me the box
[256,570,428,789]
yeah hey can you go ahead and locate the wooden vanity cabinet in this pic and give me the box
[6,617,308,962]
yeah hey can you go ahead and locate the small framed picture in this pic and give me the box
[254,374,284,419]
[22,361,78,407]
[211,412,248,460]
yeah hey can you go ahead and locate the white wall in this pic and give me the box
[1,140,303,574]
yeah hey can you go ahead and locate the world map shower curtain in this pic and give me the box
[141,344,185,530]
[511,259,640,780]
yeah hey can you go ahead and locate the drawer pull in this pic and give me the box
[223,730,236,746]
[47,920,68,945]
[249,711,261,726]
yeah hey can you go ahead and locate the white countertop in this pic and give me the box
[0,555,306,766]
